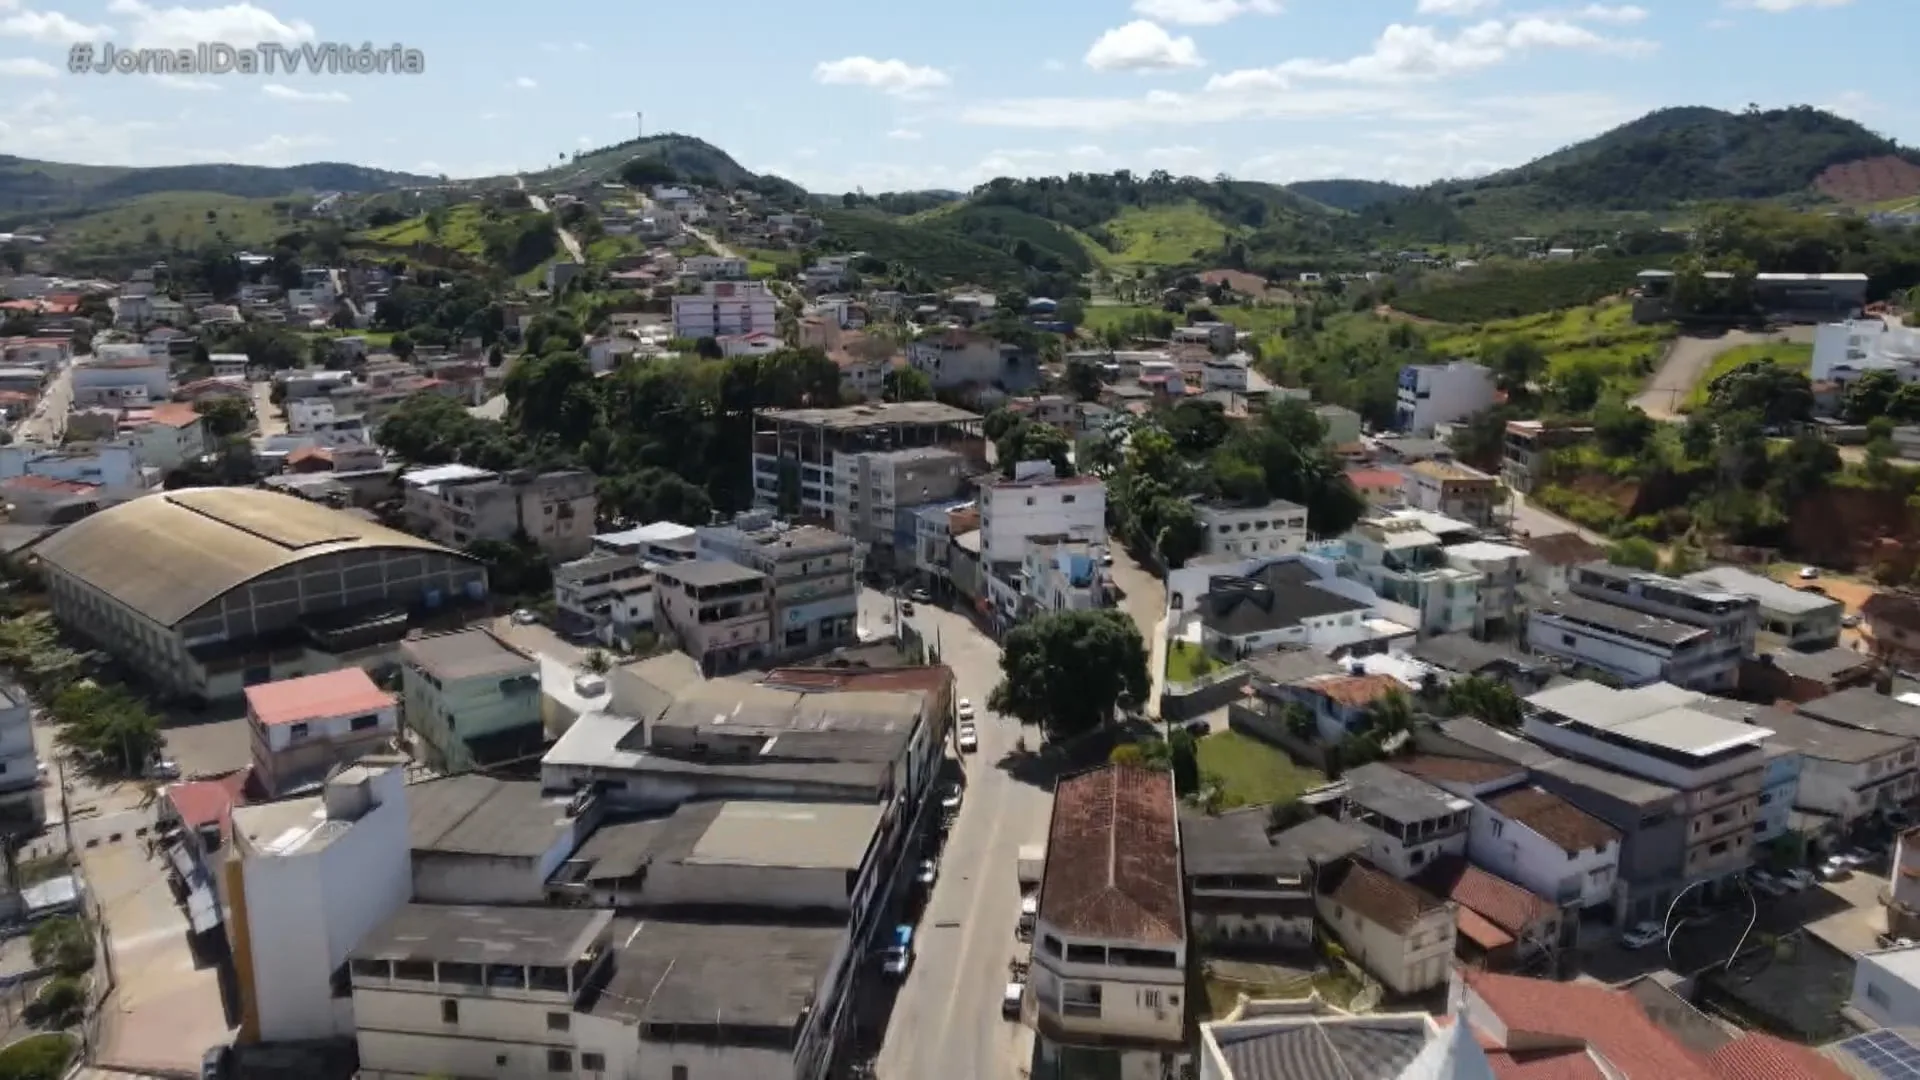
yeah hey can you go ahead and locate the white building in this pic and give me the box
[1812,318,1920,384]
[1332,514,1481,636]
[671,280,778,340]
[1194,499,1308,559]
[718,331,781,358]
[208,352,250,379]
[978,465,1106,567]
[1443,540,1531,636]
[227,759,413,1044]
[1394,361,1496,435]
[1314,859,1457,995]
[1853,944,1920,1029]
[0,443,144,489]
[1525,594,1721,690]
[243,668,399,798]
[906,329,1039,393]
[0,680,45,829]
[592,521,697,565]
[1738,707,1915,828]
[72,350,169,403]
[680,254,748,281]
[1022,539,1102,614]
[1318,763,1472,880]
[553,551,654,645]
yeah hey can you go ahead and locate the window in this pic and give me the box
[1490,819,1504,838]
[1561,634,1576,648]
[1041,934,1063,958]
[547,1012,571,1032]
[1062,494,1076,504]
[350,713,379,731]
[329,962,351,999]
[288,722,309,741]
[581,1054,606,1073]
[1061,981,1103,1018]
[547,1049,573,1072]
[441,999,459,1024]
[1140,989,1162,1009]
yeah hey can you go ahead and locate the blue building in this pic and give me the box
[1755,743,1802,846]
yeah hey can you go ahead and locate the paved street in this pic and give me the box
[859,588,1048,1080]
[1103,546,1170,711]
[1510,493,1607,546]
[13,360,72,444]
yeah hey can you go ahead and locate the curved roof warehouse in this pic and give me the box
[36,488,485,700]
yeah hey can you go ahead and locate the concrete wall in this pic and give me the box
[1160,668,1251,722]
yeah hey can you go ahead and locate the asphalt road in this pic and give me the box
[1632,327,1815,421]
[861,588,1049,1080]
[13,359,72,444]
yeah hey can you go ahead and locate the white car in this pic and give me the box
[957,725,979,754]
[941,784,964,813]
[957,699,975,721]
[1002,981,1026,1019]
[1779,868,1814,891]
[1746,870,1787,897]
[1819,858,1852,881]
[1621,921,1666,950]
[1799,566,1820,580]
[917,858,939,887]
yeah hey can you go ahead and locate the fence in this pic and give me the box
[1226,701,1328,769]
[1160,667,1251,722]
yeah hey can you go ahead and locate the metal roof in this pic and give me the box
[353,904,611,966]
[35,487,466,628]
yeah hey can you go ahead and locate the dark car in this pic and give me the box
[202,1045,233,1080]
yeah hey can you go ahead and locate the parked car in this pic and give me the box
[1779,868,1815,891]
[941,783,964,813]
[149,758,181,780]
[1799,566,1820,580]
[957,699,975,721]
[1621,921,1666,950]
[1746,869,1787,897]
[880,925,914,977]
[917,858,939,887]
[1844,847,1877,867]
[1100,551,1114,566]
[957,725,978,754]
[909,587,933,603]
[1819,858,1853,881]
[1002,980,1026,1018]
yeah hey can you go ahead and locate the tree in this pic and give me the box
[29,918,92,977]
[1150,496,1206,568]
[988,610,1150,740]
[1168,729,1200,796]
[389,332,416,360]
[882,365,932,402]
[1363,690,1414,737]
[193,396,252,439]
[619,158,680,187]
[1488,338,1547,396]
[1283,702,1317,740]
[693,336,724,360]
[996,420,1074,479]
[1446,676,1521,728]
[1844,369,1901,424]
[1606,536,1660,571]
[1065,358,1103,402]
[1592,399,1655,457]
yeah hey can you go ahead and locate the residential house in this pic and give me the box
[1314,763,1473,879]
[977,465,1105,566]
[1345,467,1405,505]
[1197,1006,1491,1080]
[1334,513,1481,636]
[1565,562,1759,690]
[399,628,542,771]
[1406,634,1557,695]
[1403,460,1500,528]
[243,668,397,798]
[1394,361,1496,434]
[1852,945,1920,1029]
[1708,701,1911,835]
[671,280,778,340]
[1193,560,1378,660]
[718,331,781,358]
[72,349,168,406]
[1264,670,1407,744]
[1684,566,1843,653]
[1518,532,1606,596]
[1862,591,1920,670]
[592,522,697,564]
[830,445,968,553]
[694,516,858,660]
[1179,811,1367,952]
[907,328,1038,395]
[1314,858,1456,995]
[680,254,748,280]
[552,552,654,646]
[653,559,773,675]
[1525,594,1723,690]
[913,501,976,589]
[1411,855,1564,968]
[1316,405,1364,448]
[401,466,598,560]
[1029,765,1187,1080]
[1501,420,1593,495]
[1194,499,1309,559]
[1022,539,1102,614]
[121,401,209,472]
[1525,681,1771,893]
[1741,646,1879,705]
[1442,540,1531,637]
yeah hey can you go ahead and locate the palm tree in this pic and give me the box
[582,650,612,675]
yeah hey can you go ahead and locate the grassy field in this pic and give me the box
[1081,302,1295,335]
[584,234,641,264]
[1166,641,1223,683]
[1427,300,1673,395]
[51,192,297,253]
[1683,341,1816,410]
[361,203,489,257]
[1104,202,1235,265]
[1194,730,1325,809]
[744,247,800,278]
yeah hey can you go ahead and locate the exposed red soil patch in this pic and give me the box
[1200,268,1291,302]
[1814,155,1920,205]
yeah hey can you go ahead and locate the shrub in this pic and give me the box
[26,976,83,1029]
[0,1033,74,1080]
[28,917,92,977]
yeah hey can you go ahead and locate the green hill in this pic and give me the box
[1286,180,1412,212]
[814,209,1025,284]
[0,156,432,219]
[930,204,1104,273]
[48,192,305,256]
[513,133,807,201]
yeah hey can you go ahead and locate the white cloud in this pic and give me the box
[0,91,165,164]
[1129,0,1279,27]
[0,55,54,76]
[1084,21,1204,72]
[1727,0,1849,9]
[0,10,109,43]
[886,128,922,140]
[1416,0,1498,14]
[1215,17,1652,86]
[261,82,347,103]
[511,75,537,89]
[154,72,217,89]
[1575,3,1648,22]
[106,0,315,49]
[813,55,950,96]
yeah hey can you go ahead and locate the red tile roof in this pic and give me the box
[1039,765,1183,944]
[1708,1033,1850,1080]
[1391,755,1522,785]
[1519,532,1607,566]
[1463,969,1714,1079]
[1456,905,1516,950]
[2,475,97,495]
[1487,786,1621,854]
[1345,468,1404,490]
[144,402,201,429]
[244,668,393,727]
[164,768,252,846]
[1308,673,1404,709]
[1318,858,1449,933]
[1414,856,1554,937]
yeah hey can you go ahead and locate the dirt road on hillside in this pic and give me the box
[1632,327,1814,420]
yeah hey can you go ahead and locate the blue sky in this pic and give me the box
[0,0,1911,193]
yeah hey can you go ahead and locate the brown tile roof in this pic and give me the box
[1413,856,1553,937]
[1390,755,1522,786]
[1464,969,1714,1079]
[1039,765,1183,944]
[1708,1033,1850,1080]
[1519,532,1606,566]
[1307,674,1405,709]
[1864,591,1920,635]
[1482,1046,1608,1080]
[1317,858,1448,933]
[1487,786,1621,854]
[1456,905,1516,950]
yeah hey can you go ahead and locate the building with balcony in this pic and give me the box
[243,669,397,798]
[978,466,1106,566]
[653,560,773,675]
[591,522,697,565]
[0,681,44,831]
[670,279,777,340]
[695,514,857,660]
[1707,701,1909,835]
[1394,361,1495,435]
[1337,514,1481,636]
[1030,765,1188,1080]
[1022,538,1102,614]
[1193,499,1308,559]
[1683,566,1843,653]
[829,445,968,554]
[1525,681,1771,892]
[1442,540,1530,637]
[1310,763,1473,879]
[399,627,542,772]
[751,402,986,524]
[1403,460,1499,527]
[552,552,654,646]
[1525,594,1725,689]
[1567,562,1759,687]
[1499,420,1591,495]
[1314,858,1456,995]
[400,465,598,561]
[1179,811,1367,952]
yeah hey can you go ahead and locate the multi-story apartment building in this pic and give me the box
[751,402,986,524]
[1567,562,1759,687]
[1403,459,1500,527]
[1022,538,1102,614]
[591,521,697,564]
[906,328,1039,393]
[653,559,773,675]
[399,627,542,772]
[1443,540,1530,637]
[830,446,967,553]
[1336,514,1480,635]
[1393,361,1495,434]
[679,254,748,281]
[1193,498,1308,559]
[1500,420,1592,494]
[0,681,45,829]
[978,466,1106,567]
[1029,765,1187,1080]
[1525,594,1723,689]
[1525,680,1771,894]
[243,668,397,798]
[400,465,598,560]
[670,279,777,340]
[695,515,858,659]
[1180,811,1367,952]
[552,551,654,645]
[1310,763,1473,879]
[1684,566,1844,653]
[1709,701,1911,833]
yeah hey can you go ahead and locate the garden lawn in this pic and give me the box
[1166,640,1223,683]
[1195,730,1325,809]
[1682,341,1816,411]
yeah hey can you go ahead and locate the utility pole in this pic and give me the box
[636,111,644,140]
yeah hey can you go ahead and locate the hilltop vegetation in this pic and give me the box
[1285,180,1412,213]
[514,133,807,202]
[0,156,431,219]
[1392,257,1656,323]
[931,204,1103,274]
[41,193,304,258]
[813,209,1026,285]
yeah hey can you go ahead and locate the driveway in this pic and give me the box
[1632,327,1815,421]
